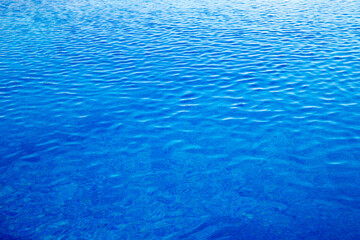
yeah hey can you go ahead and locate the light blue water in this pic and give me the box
[1,0,360,239]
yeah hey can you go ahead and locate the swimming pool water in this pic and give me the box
[0,0,360,239]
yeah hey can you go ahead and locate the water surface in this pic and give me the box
[1,0,360,239]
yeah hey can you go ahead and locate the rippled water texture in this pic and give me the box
[1,0,360,239]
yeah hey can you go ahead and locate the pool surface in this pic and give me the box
[1,0,360,239]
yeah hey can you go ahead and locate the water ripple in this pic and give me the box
[1,0,360,239]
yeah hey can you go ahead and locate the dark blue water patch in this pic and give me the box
[1,0,360,239]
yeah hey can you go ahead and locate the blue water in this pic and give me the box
[1,0,360,239]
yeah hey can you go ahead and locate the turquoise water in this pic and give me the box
[1,0,360,239]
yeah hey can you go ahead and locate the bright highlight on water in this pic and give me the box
[0,0,360,239]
